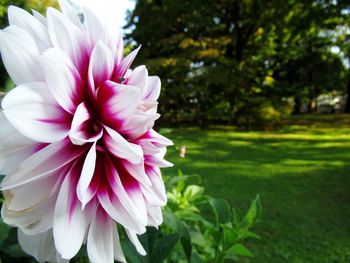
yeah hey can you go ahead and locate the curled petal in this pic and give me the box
[69,102,103,145]
[1,170,64,235]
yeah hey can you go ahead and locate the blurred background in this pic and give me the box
[1,0,350,262]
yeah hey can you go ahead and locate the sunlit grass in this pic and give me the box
[161,115,350,262]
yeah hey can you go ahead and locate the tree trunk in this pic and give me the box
[293,96,302,114]
[307,98,317,113]
[345,76,350,113]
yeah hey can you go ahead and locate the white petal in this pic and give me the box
[41,48,83,114]
[126,229,147,256]
[105,157,147,225]
[0,25,43,85]
[58,0,83,28]
[0,112,37,174]
[32,10,47,25]
[98,81,141,125]
[1,82,70,143]
[18,229,57,263]
[54,168,97,259]
[83,7,104,47]
[127,66,148,94]
[122,160,152,187]
[56,253,70,263]
[2,199,55,235]
[112,226,126,262]
[148,129,174,146]
[104,21,123,64]
[98,190,146,234]
[0,139,86,190]
[141,167,167,206]
[147,206,163,227]
[1,172,63,234]
[87,207,114,263]
[103,126,143,164]
[8,6,51,50]
[144,76,161,101]
[7,174,59,211]
[121,111,160,139]
[88,41,114,91]
[115,46,141,77]
[47,7,88,71]
[77,143,97,208]
[145,155,174,168]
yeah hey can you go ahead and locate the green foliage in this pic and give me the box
[161,171,261,263]
[127,0,348,127]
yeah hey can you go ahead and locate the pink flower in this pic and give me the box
[0,1,173,262]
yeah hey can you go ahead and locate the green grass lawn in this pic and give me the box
[161,114,350,262]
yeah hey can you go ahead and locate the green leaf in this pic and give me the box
[163,209,192,261]
[191,249,203,263]
[151,234,180,263]
[0,217,11,246]
[222,225,239,249]
[183,185,204,201]
[245,231,261,240]
[209,198,232,225]
[163,209,190,239]
[2,244,28,258]
[242,195,262,228]
[180,236,192,262]
[121,237,147,263]
[225,243,254,258]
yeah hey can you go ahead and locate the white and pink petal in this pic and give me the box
[1,82,71,143]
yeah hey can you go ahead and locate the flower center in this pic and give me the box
[69,102,103,145]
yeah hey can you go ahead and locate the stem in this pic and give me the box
[214,232,224,263]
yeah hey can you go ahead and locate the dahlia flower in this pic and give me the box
[0,1,173,262]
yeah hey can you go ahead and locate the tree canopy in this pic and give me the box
[126,0,350,127]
